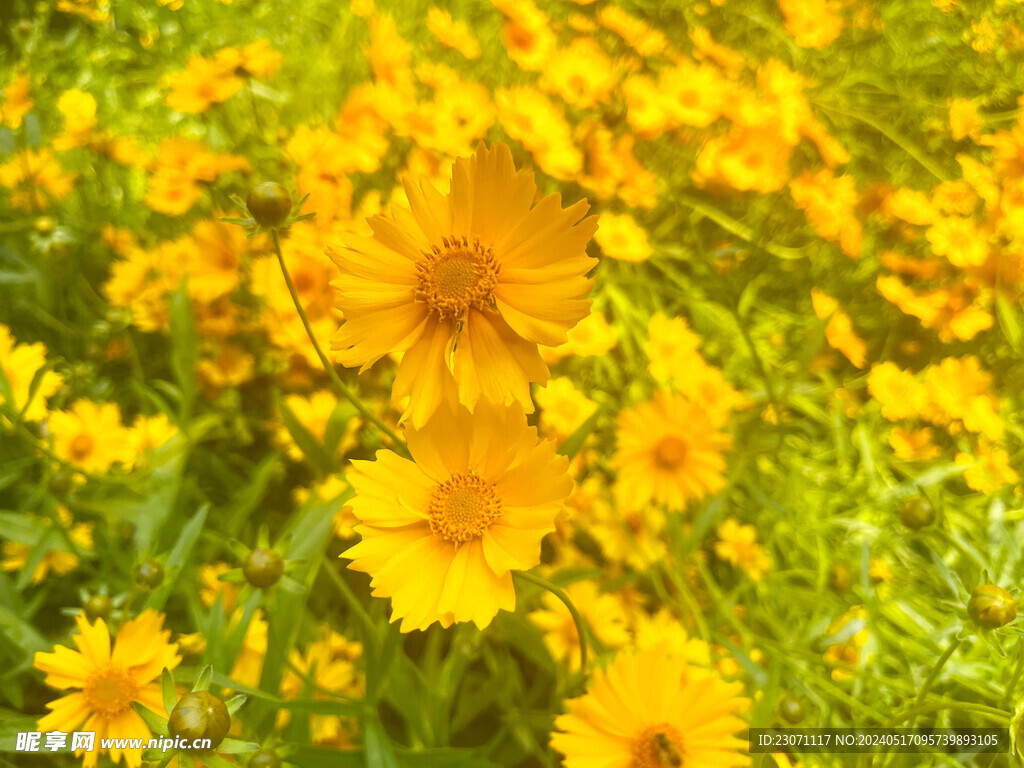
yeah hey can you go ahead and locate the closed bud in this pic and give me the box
[900,497,935,530]
[778,696,804,724]
[83,594,112,623]
[246,182,292,229]
[243,548,284,589]
[969,584,1017,628]
[168,691,230,749]
[134,560,164,590]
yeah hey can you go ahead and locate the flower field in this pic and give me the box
[2,0,1024,766]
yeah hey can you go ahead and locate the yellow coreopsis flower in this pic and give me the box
[811,289,867,368]
[0,325,64,423]
[867,362,926,421]
[329,143,598,427]
[528,581,631,670]
[714,518,771,582]
[48,400,133,474]
[34,611,181,768]
[535,376,597,441]
[594,212,652,262]
[426,7,481,59]
[342,401,572,632]
[613,391,732,512]
[1,72,33,129]
[551,646,749,768]
[1,507,93,585]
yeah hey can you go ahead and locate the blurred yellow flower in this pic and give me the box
[1,507,93,585]
[0,72,33,130]
[956,443,1019,494]
[715,518,771,581]
[0,325,63,424]
[613,391,732,512]
[535,376,597,441]
[426,7,481,59]
[529,581,631,670]
[595,212,652,262]
[811,289,867,368]
[779,0,844,49]
[48,400,133,474]
[867,362,927,421]
[890,426,942,462]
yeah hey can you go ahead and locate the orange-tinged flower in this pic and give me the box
[342,401,572,631]
[426,7,481,59]
[1,72,33,129]
[811,290,867,368]
[34,611,181,768]
[329,143,597,427]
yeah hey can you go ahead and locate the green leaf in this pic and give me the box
[997,293,1023,354]
[169,278,197,421]
[363,716,400,768]
[286,746,365,768]
[216,738,260,754]
[216,568,246,583]
[0,604,49,655]
[145,504,209,611]
[132,702,169,736]
[0,715,41,752]
[556,407,601,460]
[192,664,213,692]
[225,695,247,715]
[162,667,178,714]
[275,390,333,476]
[278,575,305,594]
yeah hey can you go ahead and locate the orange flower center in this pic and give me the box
[83,665,139,718]
[416,236,499,322]
[653,436,688,470]
[631,724,685,768]
[68,433,94,462]
[428,471,502,544]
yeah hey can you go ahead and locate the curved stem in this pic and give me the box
[270,230,407,454]
[514,570,588,676]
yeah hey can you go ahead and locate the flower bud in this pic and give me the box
[778,696,804,724]
[83,594,112,623]
[168,691,230,749]
[969,584,1017,628]
[246,182,292,229]
[900,497,935,530]
[829,563,851,593]
[249,749,283,768]
[134,560,164,590]
[243,548,284,589]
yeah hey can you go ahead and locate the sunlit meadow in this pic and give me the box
[2,0,1024,766]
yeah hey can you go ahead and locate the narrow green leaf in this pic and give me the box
[145,504,209,611]
[169,279,197,421]
[192,664,213,692]
[161,667,178,714]
[224,695,247,715]
[131,702,169,735]
[556,408,601,460]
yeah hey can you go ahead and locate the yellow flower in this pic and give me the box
[613,391,732,512]
[789,168,863,257]
[693,126,792,193]
[48,400,133,474]
[633,609,712,666]
[949,98,983,141]
[163,54,244,113]
[594,212,652,262]
[956,443,1019,494]
[229,612,268,689]
[535,376,597,442]
[714,518,771,581]
[541,311,618,363]
[540,38,618,109]
[0,325,64,423]
[823,606,872,681]
[1,72,33,129]
[34,611,181,768]
[811,289,867,368]
[867,362,926,421]
[923,356,1002,440]
[496,87,582,180]
[779,0,844,49]
[645,313,702,383]
[129,413,178,458]
[889,426,942,461]
[495,1,557,72]
[597,5,667,57]
[661,59,728,128]
[426,7,481,59]
[342,401,572,631]
[926,216,989,268]
[198,562,239,614]
[0,149,76,210]
[329,143,597,428]
[528,581,631,670]
[1,506,93,585]
[552,646,749,768]
[54,88,98,150]
[274,390,360,462]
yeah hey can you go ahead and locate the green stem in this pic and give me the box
[514,570,588,675]
[270,230,407,454]
[1003,641,1024,708]
[321,555,378,641]
[910,636,961,724]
